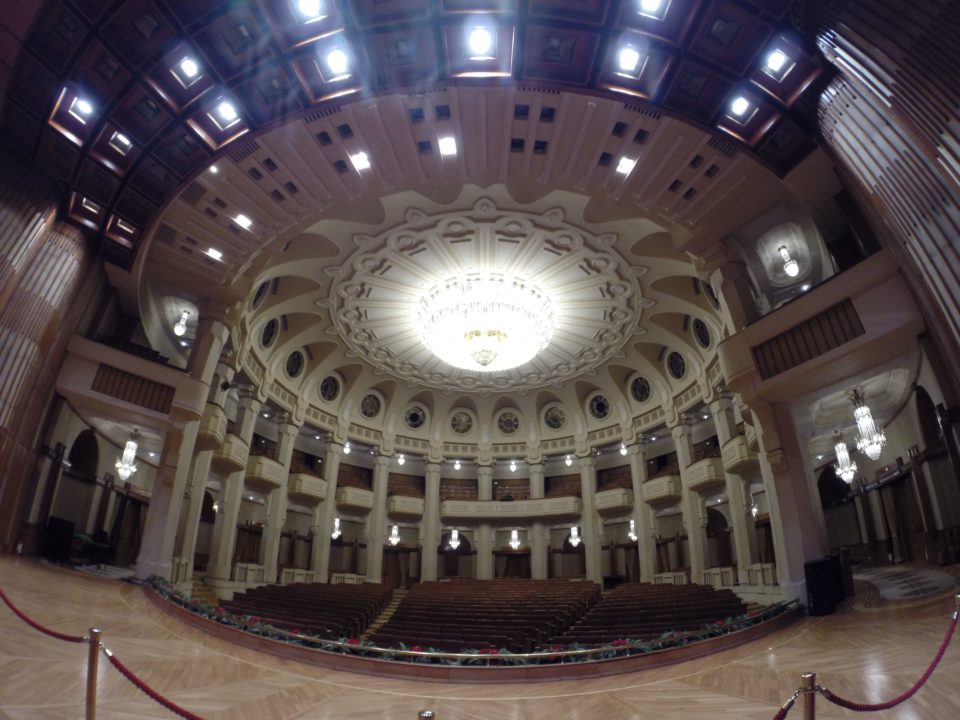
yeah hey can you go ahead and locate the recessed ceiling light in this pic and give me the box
[180,57,199,79]
[108,131,132,155]
[616,156,637,175]
[468,26,494,58]
[217,101,238,123]
[438,136,457,156]
[75,99,93,116]
[730,96,751,117]
[209,165,219,174]
[618,47,641,73]
[148,451,156,457]
[349,151,371,171]
[297,0,322,18]
[766,50,788,73]
[325,48,349,76]
[68,97,94,123]
[638,0,669,20]
[801,283,811,292]
[234,213,252,229]
[205,247,223,261]
[80,197,101,214]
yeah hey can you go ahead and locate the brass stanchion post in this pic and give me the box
[86,628,101,720]
[801,671,816,720]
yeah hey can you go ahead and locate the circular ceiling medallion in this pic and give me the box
[330,195,645,393]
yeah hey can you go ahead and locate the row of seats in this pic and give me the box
[371,579,601,652]
[223,582,392,639]
[553,582,747,645]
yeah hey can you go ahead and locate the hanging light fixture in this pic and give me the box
[833,430,858,483]
[627,518,638,542]
[778,245,800,278]
[619,442,628,456]
[747,492,760,519]
[569,526,581,547]
[173,309,190,337]
[564,454,573,467]
[343,441,351,455]
[388,525,400,546]
[397,453,405,466]
[453,459,461,470]
[850,389,886,461]
[331,517,342,540]
[114,431,140,481]
[509,529,521,550]
[509,459,517,472]
[448,528,461,550]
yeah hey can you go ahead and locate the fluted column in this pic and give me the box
[420,462,442,582]
[207,393,261,583]
[528,463,545,499]
[136,317,229,581]
[477,464,493,501]
[627,443,656,582]
[476,524,494,579]
[312,442,343,582]
[711,398,758,584]
[179,362,234,585]
[366,455,391,583]
[578,454,602,584]
[262,419,299,583]
[673,423,706,584]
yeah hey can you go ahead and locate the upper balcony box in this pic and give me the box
[642,474,681,506]
[336,486,374,512]
[722,434,757,473]
[594,488,634,515]
[387,495,424,519]
[212,433,248,473]
[685,456,725,494]
[288,473,327,504]
[196,403,227,451]
[440,497,581,521]
[246,455,285,492]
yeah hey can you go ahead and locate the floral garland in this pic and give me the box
[147,576,794,666]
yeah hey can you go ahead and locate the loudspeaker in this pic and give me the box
[43,517,74,563]
[804,555,842,616]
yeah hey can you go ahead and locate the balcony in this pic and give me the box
[722,434,758,473]
[336,486,374,512]
[245,455,285,492]
[288,473,327,504]
[641,475,681,506]
[594,488,634,515]
[212,433,248,473]
[440,497,581,521]
[196,403,227,451]
[387,495,424,518]
[685,456,726,494]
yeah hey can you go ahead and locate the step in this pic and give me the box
[359,589,406,640]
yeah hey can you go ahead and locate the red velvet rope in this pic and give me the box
[819,612,957,712]
[0,588,86,643]
[104,648,205,720]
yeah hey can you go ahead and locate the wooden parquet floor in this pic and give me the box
[1,557,958,719]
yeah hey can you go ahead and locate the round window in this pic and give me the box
[631,376,651,403]
[405,405,426,429]
[319,375,340,402]
[589,394,610,419]
[360,394,381,418]
[251,281,269,309]
[667,351,686,380]
[450,411,473,435]
[260,318,278,348]
[704,282,721,309]
[544,406,566,430]
[693,318,711,348]
[286,350,304,378]
[497,411,520,435]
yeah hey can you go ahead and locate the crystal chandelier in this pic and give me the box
[173,309,190,336]
[448,528,460,550]
[569,526,581,547]
[850,389,886,460]
[833,430,858,483]
[114,431,140,481]
[627,518,638,542]
[748,496,760,519]
[331,517,342,540]
[416,274,554,372]
[388,525,400,546]
[778,245,799,277]
[509,529,521,550]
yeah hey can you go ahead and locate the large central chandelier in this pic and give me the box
[416,274,554,372]
[833,431,857,483]
[850,389,886,461]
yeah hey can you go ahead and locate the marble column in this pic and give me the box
[312,442,344,582]
[711,398,759,584]
[627,443,657,582]
[261,419,299,583]
[207,393,261,583]
[529,463,547,579]
[673,423,706,584]
[420,462,442,582]
[476,524,494,579]
[578,454,603,584]
[528,463,545,500]
[477,464,493,501]
[366,454,390,583]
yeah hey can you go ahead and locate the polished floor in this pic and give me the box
[0,558,958,719]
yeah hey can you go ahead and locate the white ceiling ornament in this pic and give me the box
[329,197,645,393]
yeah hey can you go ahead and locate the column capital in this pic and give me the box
[425,462,442,475]
[278,421,301,439]
[709,396,734,416]
[576,453,596,468]
[627,442,645,458]
[373,454,392,469]
[670,423,691,440]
